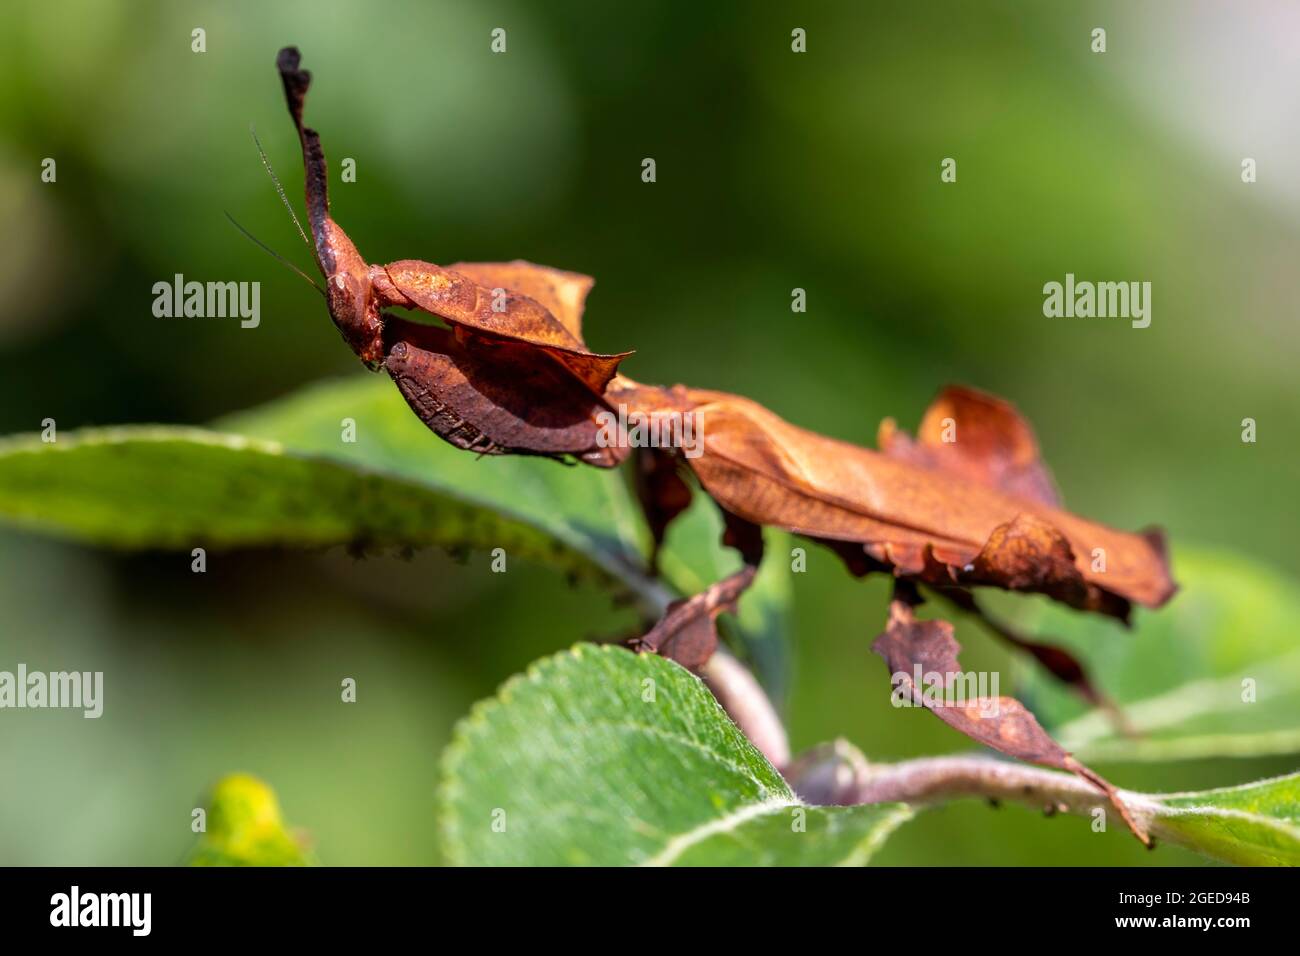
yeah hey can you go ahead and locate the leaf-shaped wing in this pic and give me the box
[448,260,594,343]
[378,259,629,395]
[878,385,1060,506]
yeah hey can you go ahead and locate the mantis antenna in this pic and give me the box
[250,124,311,247]
[224,211,325,298]
[224,124,325,296]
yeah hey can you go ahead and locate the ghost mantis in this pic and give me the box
[263,47,1176,843]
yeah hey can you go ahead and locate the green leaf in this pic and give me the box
[218,377,656,596]
[186,773,314,866]
[1004,546,1300,762]
[226,379,791,689]
[0,378,662,605]
[0,376,793,689]
[438,643,911,865]
[0,427,600,565]
[1146,772,1300,866]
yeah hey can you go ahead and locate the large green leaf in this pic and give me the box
[225,378,792,691]
[217,376,656,596]
[438,643,912,865]
[0,427,612,570]
[0,377,640,594]
[226,380,790,689]
[1146,772,1300,866]
[1003,547,1300,762]
[0,375,791,686]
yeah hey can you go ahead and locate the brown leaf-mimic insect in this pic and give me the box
[272,47,1176,843]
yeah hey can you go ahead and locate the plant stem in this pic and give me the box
[849,755,1159,833]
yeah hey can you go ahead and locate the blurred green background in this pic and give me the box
[0,0,1296,865]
